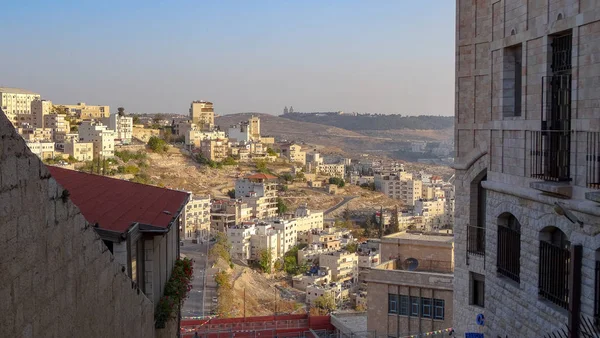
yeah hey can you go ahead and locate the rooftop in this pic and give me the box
[0,87,40,95]
[383,231,454,243]
[48,167,189,233]
[245,173,278,180]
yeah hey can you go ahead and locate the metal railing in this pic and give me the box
[497,225,521,283]
[529,129,571,182]
[595,261,600,327]
[586,132,600,188]
[466,224,485,257]
[539,241,570,309]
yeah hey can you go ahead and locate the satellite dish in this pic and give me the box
[403,258,419,271]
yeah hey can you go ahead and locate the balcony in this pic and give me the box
[466,224,485,258]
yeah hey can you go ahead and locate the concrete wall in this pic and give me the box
[0,112,155,337]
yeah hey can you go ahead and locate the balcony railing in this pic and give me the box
[539,241,570,309]
[466,224,485,257]
[587,132,600,189]
[595,261,600,326]
[529,130,571,182]
[497,225,520,283]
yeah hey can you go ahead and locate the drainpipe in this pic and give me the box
[568,245,582,338]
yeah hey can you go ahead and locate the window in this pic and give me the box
[503,44,522,117]
[388,294,398,314]
[421,298,432,318]
[399,295,410,316]
[497,213,521,283]
[595,251,600,325]
[434,299,445,320]
[410,297,420,316]
[468,172,487,256]
[539,226,570,309]
[470,273,485,307]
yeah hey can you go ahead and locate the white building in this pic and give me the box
[25,141,55,160]
[269,219,298,255]
[181,193,211,239]
[317,164,345,178]
[0,87,41,126]
[414,198,446,230]
[374,172,423,206]
[78,121,115,158]
[102,114,133,144]
[319,251,358,283]
[63,140,94,162]
[185,128,227,148]
[294,205,324,232]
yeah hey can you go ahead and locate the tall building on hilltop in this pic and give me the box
[454,1,600,337]
[0,87,41,125]
[189,100,214,130]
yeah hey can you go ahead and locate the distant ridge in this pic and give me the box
[280,112,453,131]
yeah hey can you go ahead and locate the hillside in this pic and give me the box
[216,113,453,156]
[281,113,454,131]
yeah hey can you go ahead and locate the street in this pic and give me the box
[180,238,217,319]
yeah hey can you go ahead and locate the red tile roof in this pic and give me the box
[245,173,277,180]
[48,167,189,233]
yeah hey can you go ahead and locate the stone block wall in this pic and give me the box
[455,0,600,336]
[0,111,155,337]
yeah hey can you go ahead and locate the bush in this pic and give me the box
[115,150,147,163]
[277,197,288,214]
[267,148,278,156]
[155,258,193,328]
[148,136,168,153]
[227,189,236,198]
[329,177,345,188]
[221,157,237,166]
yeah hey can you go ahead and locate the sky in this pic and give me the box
[1,1,455,116]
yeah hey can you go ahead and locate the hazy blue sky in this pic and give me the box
[1,1,455,116]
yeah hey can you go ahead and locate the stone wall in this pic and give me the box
[454,0,600,336]
[0,112,155,337]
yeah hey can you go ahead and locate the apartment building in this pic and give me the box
[228,224,257,260]
[78,121,115,158]
[181,193,211,239]
[44,113,70,135]
[375,172,423,206]
[25,140,55,160]
[102,113,133,144]
[379,231,454,272]
[292,267,332,291]
[189,100,214,130]
[250,223,280,265]
[297,243,340,264]
[210,199,252,233]
[0,87,40,125]
[186,128,227,148]
[414,198,446,231]
[200,138,229,162]
[236,173,278,218]
[63,140,94,162]
[280,143,306,165]
[269,219,298,255]
[366,259,453,338]
[19,127,53,142]
[228,116,261,143]
[62,102,109,119]
[454,1,600,336]
[306,283,349,306]
[319,251,358,283]
[317,164,345,178]
[31,98,53,128]
[294,205,324,232]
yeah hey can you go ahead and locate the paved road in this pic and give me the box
[180,239,217,319]
[324,196,358,215]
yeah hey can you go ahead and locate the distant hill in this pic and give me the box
[280,113,454,131]
[215,113,453,157]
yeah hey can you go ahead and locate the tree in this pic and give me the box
[153,113,165,123]
[227,189,236,198]
[363,214,375,238]
[313,294,336,312]
[267,147,278,156]
[132,115,141,124]
[258,249,273,273]
[276,197,288,215]
[163,128,173,143]
[345,242,358,253]
[280,173,293,183]
[70,125,78,132]
[328,177,345,188]
[148,136,168,153]
[289,106,294,114]
[295,172,305,181]
[388,206,400,234]
[221,157,238,166]
[274,259,283,271]
[117,107,125,116]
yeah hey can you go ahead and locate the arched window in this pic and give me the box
[467,171,487,257]
[497,213,521,282]
[539,226,570,309]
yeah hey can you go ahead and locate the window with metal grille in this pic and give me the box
[539,227,570,309]
[497,213,521,283]
[595,258,600,327]
[399,295,410,316]
[421,298,432,318]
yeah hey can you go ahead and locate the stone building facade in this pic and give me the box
[0,112,155,336]
[454,1,600,336]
